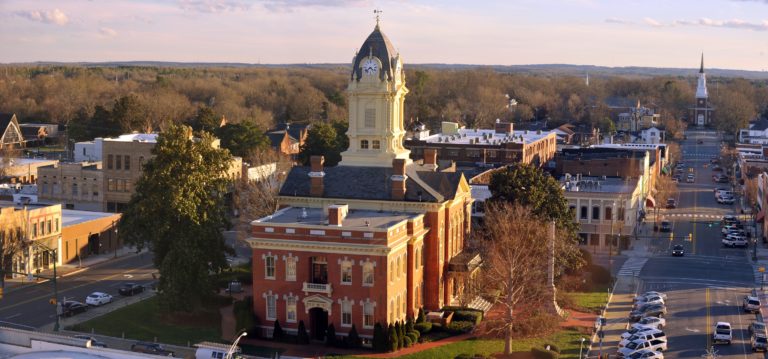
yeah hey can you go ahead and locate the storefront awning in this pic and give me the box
[645,195,656,208]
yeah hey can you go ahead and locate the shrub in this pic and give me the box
[272,320,284,340]
[326,323,336,347]
[406,317,415,333]
[403,336,413,348]
[453,310,483,325]
[512,310,561,337]
[297,320,309,344]
[416,307,426,323]
[407,331,419,343]
[414,322,432,334]
[445,320,474,334]
[397,321,406,348]
[373,323,387,352]
[388,324,399,352]
[531,347,559,359]
[542,343,560,353]
[347,324,361,348]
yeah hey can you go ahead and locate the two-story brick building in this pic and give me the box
[247,22,474,341]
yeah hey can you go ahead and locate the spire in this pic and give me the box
[374,9,383,29]
[699,52,704,74]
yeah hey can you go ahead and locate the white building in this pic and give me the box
[738,118,768,145]
[637,127,665,144]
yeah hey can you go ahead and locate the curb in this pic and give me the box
[584,276,619,358]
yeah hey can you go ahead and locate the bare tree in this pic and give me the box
[479,203,553,355]
[665,142,682,165]
[0,207,28,287]
[744,177,759,209]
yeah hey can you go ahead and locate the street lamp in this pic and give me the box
[113,221,119,259]
[226,331,247,359]
[579,337,586,359]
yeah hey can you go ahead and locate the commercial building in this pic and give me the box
[37,162,104,211]
[247,23,476,341]
[404,120,557,167]
[0,157,58,183]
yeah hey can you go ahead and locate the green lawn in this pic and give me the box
[68,296,222,346]
[568,290,610,314]
[334,328,589,359]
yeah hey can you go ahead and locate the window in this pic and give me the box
[487,150,497,158]
[107,154,113,169]
[265,256,276,279]
[363,262,374,286]
[341,301,352,327]
[124,155,130,170]
[286,258,296,281]
[361,140,369,149]
[580,206,587,219]
[605,206,613,221]
[414,248,420,269]
[396,295,401,321]
[47,220,52,234]
[40,221,45,235]
[32,223,37,238]
[286,296,297,323]
[72,183,78,196]
[341,261,352,285]
[401,254,406,276]
[108,179,116,191]
[363,302,374,328]
[592,206,600,220]
[41,183,48,194]
[55,218,59,232]
[618,207,625,221]
[115,155,122,170]
[372,140,380,149]
[365,109,376,128]
[396,257,401,279]
[266,295,276,320]
[389,260,394,282]
[389,299,395,323]
[117,179,126,192]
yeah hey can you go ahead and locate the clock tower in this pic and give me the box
[340,22,411,167]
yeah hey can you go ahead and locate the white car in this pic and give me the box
[618,339,668,357]
[713,322,732,345]
[635,291,667,301]
[85,292,113,306]
[722,235,747,248]
[629,349,664,359]
[635,317,666,330]
[634,295,665,307]
[621,326,660,340]
[619,329,666,348]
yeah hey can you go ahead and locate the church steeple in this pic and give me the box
[699,53,704,74]
[696,53,708,99]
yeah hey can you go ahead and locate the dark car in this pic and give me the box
[131,342,175,357]
[666,198,676,209]
[671,244,684,257]
[629,304,667,321]
[60,301,88,317]
[118,283,145,296]
[660,221,672,232]
[74,335,108,348]
[698,139,704,144]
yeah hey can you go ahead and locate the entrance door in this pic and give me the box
[697,114,704,126]
[88,234,100,255]
[308,307,328,340]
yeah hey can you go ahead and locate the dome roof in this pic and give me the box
[351,25,398,82]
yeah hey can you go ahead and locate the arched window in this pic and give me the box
[396,257,401,279]
[361,140,369,149]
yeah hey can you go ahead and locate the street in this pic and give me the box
[0,252,156,330]
[603,129,762,359]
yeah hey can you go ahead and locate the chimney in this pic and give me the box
[309,155,325,197]
[328,204,349,226]
[391,158,408,201]
[494,121,513,134]
[423,148,438,171]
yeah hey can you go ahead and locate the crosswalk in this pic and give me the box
[664,213,722,219]
[617,257,648,276]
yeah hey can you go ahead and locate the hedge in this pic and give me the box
[445,320,475,334]
[414,322,432,334]
[531,347,559,359]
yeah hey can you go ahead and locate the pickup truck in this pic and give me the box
[713,322,732,345]
[723,235,748,248]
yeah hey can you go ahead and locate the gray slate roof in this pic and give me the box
[351,25,397,82]
[0,113,16,132]
[279,165,464,203]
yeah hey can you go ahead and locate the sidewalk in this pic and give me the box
[3,246,145,292]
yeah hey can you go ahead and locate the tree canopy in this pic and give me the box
[118,124,233,312]
[488,164,581,271]
[216,121,270,158]
[298,121,349,166]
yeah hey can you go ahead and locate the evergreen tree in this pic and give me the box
[372,322,386,352]
[416,308,426,323]
[397,321,405,348]
[272,319,284,340]
[347,324,361,348]
[325,323,336,347]
[297,121,348,166]
[406,317,415,333]
[297,320,309,344]
[216,121,269,157]
[119,125,233,312]
[387,324,399,352]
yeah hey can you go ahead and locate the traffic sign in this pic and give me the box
[759,266,765,273]
[49,298,57,305]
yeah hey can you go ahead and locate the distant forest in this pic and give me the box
[0,64,766,141]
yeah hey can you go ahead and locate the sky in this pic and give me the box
[1,0,768,71]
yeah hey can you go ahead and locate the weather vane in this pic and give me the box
[374,9,383,26]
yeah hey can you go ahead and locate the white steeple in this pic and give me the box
[696,53,708,99]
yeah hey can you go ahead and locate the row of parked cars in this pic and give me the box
[60,283,146,317]
[618,291,669,358]
[720,215,747,248]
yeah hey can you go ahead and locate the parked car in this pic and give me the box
[718,196,735,205]
[636,291,668,301]
[744,296,761,313]
[660,221,672,232]
[753,333,768,352]
[621,326,661,340]
[713,322,732,345]
[686,173,695,183]
[630,304,667,321]
[722,225,741,234]
[750,321,767,336]
[131,342,175,357]
[119,283,145,296]
[635,317,666,329]
[60,301,88,317]
[73,335,108,348]
[665,198,676,209]
[619,329,666,347]
[85,292,113,306]
[671,245,684,257]
[628,349,665,359]
[634,295,665,308]
[618,339,668,358]
[723,234,748,248]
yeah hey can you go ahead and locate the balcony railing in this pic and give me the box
[302,282,332,295]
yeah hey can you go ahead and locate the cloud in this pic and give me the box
[259,0,369,12]
[15,8,69,26]
[99,27,117,37]
[605,17,633,24]
[178,0,369,13]
[177,0,252,13]
[643,17,663,27]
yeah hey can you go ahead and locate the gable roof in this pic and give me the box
[279,165,465,203]
[751,118,768,132]
[0,113,16,131]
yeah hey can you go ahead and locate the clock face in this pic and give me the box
[363,59,378,75]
